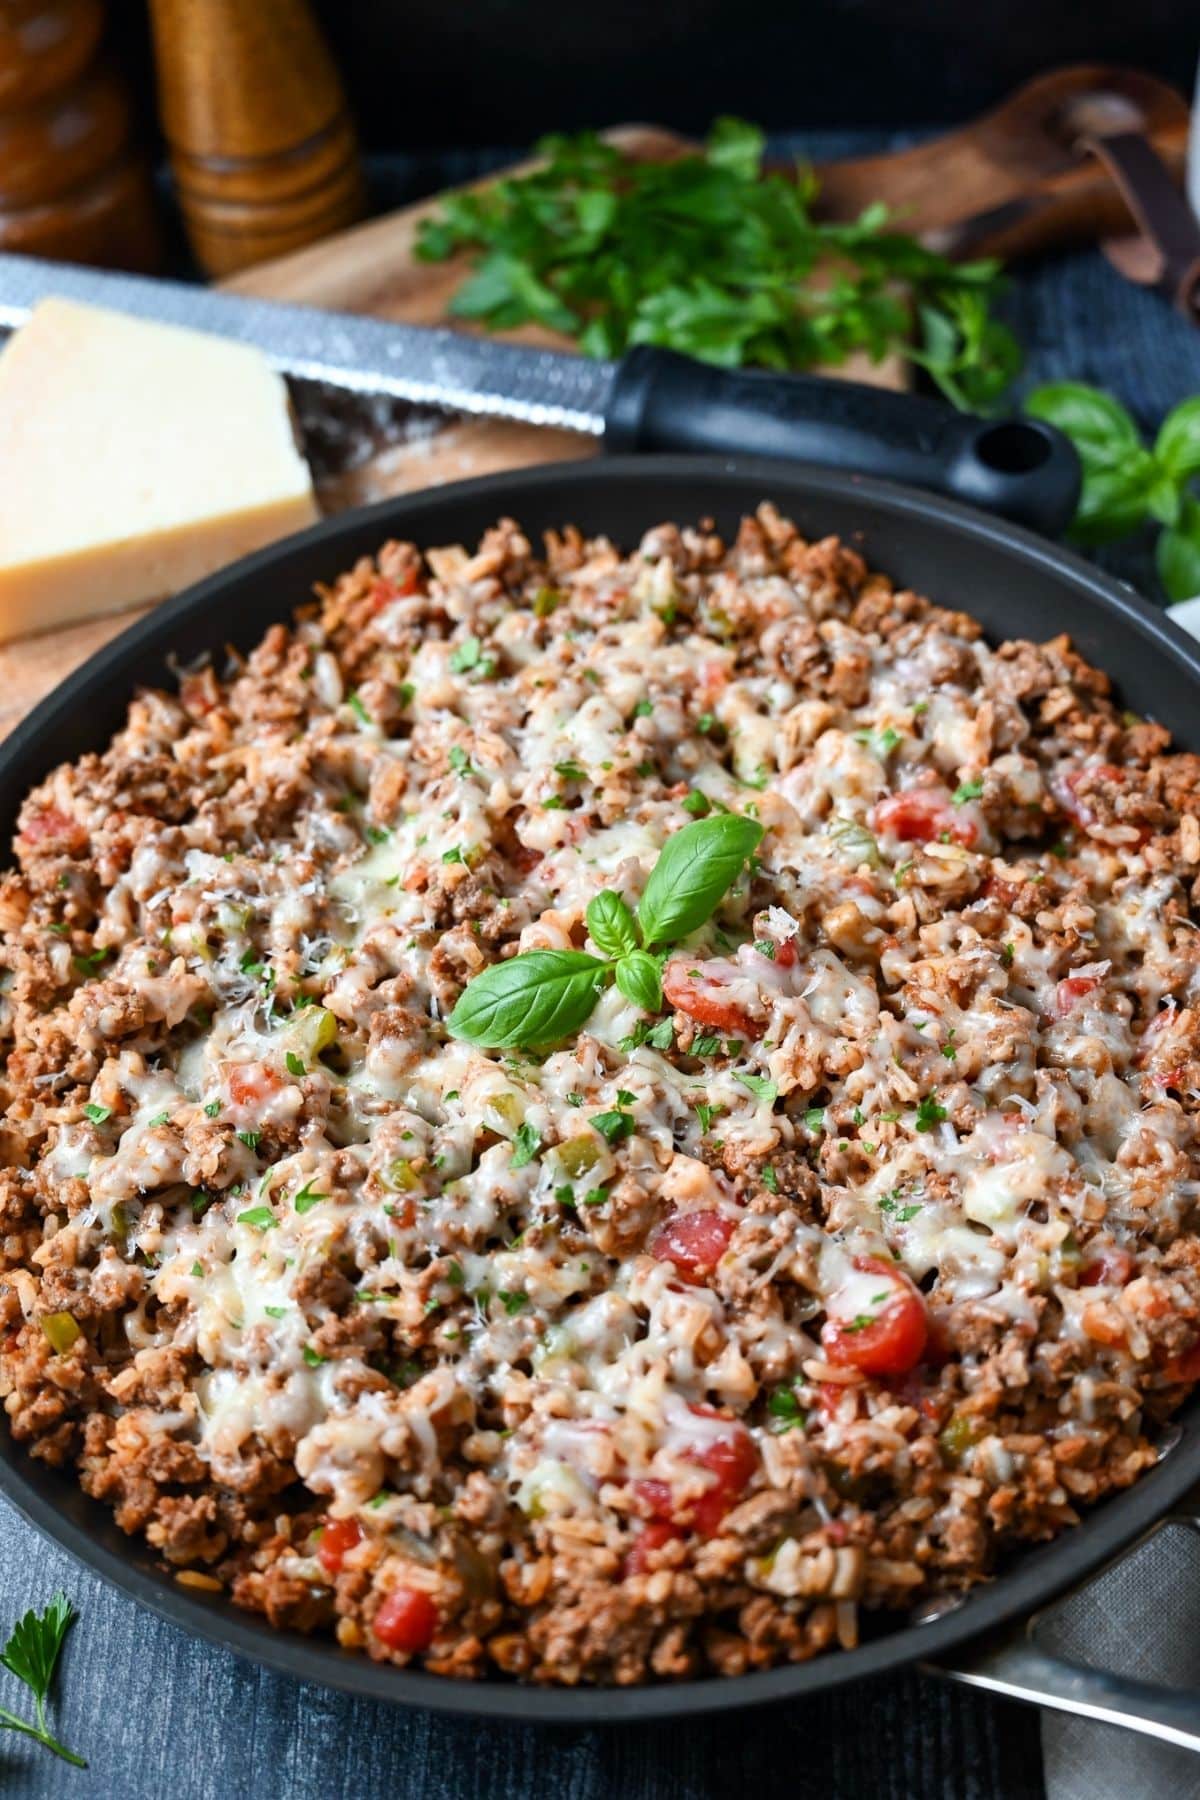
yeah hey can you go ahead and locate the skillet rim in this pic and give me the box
[2,451,1199,1723]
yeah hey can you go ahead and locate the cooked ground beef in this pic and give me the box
[2,505,1199,1684]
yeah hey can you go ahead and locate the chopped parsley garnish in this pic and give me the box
[554,760,586,781]
[191,1261,204,1279]
[619,1017,675,1053]
[767,1386,807,1433]
[510,1122,541,1169]
[441,845,465,865]
[147,1112,170,1128]
[285,1051,306,1078]
[952,777,984,805]
[448,745,472,776]
[914,1095,948,1133]
[347,691,371,727]
[498,1290,529,1315]
[753,938,776,960]
[591,1106,634,1145]
[204,1100,221,1118]
[302,1345,328,1367]
[237,1205,277,1231]
[263,1305,288,1319]
[761,1165,780,1194]
[83,1103,111,1125]
[878,1189,923,1222]
[365,824,391,845]
[632,698,654,719]
[397,681,416,708]
[236,1129,261,1151]
[582,1187,609,1207]
[293,1181,327,1214]
[691,1033,721,1056]
[1001,942,1015,967]
[72,948,110,975]
[738,1072,778,1104]
[940,1028,958,1061]
[694,1101,717,1133]
[449,636,495,678]
[805,1106,825,1133]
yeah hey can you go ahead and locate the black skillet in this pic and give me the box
[3,456,1200,1738]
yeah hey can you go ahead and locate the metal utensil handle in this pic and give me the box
[928,1508,1200,1751]
[603,346,1083,537]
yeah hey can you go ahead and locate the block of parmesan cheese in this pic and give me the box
[0,297,319,643]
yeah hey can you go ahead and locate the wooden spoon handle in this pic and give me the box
[808,65,1191,262]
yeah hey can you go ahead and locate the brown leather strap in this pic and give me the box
[1081,130,1200,322]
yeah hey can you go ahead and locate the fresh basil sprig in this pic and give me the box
[447,813,763,1049]
[1024,383,1200,601]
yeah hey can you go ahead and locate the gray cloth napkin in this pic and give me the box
[1037,1517,1200,1800]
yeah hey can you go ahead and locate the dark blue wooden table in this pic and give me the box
[4,133,1200,1799]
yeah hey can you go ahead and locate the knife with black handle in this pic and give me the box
[0,253,1080,536]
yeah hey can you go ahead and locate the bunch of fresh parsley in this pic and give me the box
[417,118,1021,411]
[1025,383,1200,601]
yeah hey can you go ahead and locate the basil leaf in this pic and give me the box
[1160,496,1200,604]
[586,890,638,958]
[1071,453,1159,545]
[615,949,663,1012]
[1025,382,1141,466]
[1155,397,1200,487]
[637,814,764,948]
[448,950,608,1049]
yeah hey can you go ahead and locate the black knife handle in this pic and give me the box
[604,346,1081,538]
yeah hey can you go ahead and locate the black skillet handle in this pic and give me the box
[604,346,1082,538]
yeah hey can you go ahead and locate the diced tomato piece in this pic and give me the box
[632,1478,676,1521]
[19,806,87,852]
[623,1519,686,1576]
[873,791,977,849]
[817,1380,858,1422]
[822,1254,928,1378]
[316,1515,362,1576]
[509,843,543,875]
[369,569,421,609]
[373,1586,438,1654]
[1163,1340,1200,1383]
[774,938,798,967]
[1054,975,1100,1019]
[662,958,761,1037]
[1079,1248,1135,1288]
[227,1062,285,1108]
[649,1210,735,1284]
[633,1414,757,1539]
[689,1428,757,1535]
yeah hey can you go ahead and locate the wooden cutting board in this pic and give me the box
[0,123,907,737]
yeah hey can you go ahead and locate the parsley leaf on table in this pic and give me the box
[0,1592,86,1766]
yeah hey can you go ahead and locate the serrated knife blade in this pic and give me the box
[0,252,613,436]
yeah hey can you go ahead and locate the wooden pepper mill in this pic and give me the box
[147,0,366,277]
[0,0,161,269]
